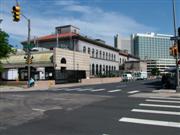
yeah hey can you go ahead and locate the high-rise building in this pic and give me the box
[131,33,175,73]
[114,34,131,54]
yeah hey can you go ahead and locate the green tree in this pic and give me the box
[151,68,160,76]
[0,31,14,72]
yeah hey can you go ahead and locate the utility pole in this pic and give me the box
[172,0,180,92]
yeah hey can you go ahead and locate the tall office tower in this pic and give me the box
[131,32,175,73]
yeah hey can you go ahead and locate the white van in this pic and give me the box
[136,72,147,80]
[122,74,133,81]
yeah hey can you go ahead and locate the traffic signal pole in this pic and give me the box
[172,0,180,92]
[12,1,32,87]
[21,14,31,88]
[27,19,31,88]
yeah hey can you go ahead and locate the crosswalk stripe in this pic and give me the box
[128,90,139,94]
[132,109,180,115]
[146,99,180,104]
[149,97,180,101]
[64,89,75,91]
[77,88,93,91]
[119,117,180,128]
[139,103,180,108]
[91,89,105,92]
[108,89,121,93]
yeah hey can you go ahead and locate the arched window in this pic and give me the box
[96,64,99,75]
[96,50,98,58]
[83,46,86,53]
[106,52,108,60]
[61,58,66,64]
[103,65,105,73]
[106,65,108,74]
[100,51,102,59]
[92,49,95,57]
[120,58,121,64]
[88,47,91,54]
[92,64,95,75]
[100,65,102,75]
[103,52,105,59]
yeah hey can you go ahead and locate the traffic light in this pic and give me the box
[12,5,20,22]
[169,45,178,56]
[24,55,33,64]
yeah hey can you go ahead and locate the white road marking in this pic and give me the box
[132,109,180,115]
[32,108,45,112]
[77,88,93,91]
[149,97,180,101]
[91,89,105,92]
[139,103,180,109]
[119,117,180,128]
[146,99,180,104]
[128,90,139,94]
[108,89,121,93]
[64,89,75,91]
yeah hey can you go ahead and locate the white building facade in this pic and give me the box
[1,25,139,83]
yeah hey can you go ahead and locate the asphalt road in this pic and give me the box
[1,79,180,135]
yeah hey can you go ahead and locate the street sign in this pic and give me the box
[170,36,180,40]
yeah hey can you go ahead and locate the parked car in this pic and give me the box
[135,72,148,80]
[122,74,133,81]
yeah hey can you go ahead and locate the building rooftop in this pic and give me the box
[55,25,80,30]
[134,32,173,38]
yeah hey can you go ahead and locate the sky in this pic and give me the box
[0,0,180,48]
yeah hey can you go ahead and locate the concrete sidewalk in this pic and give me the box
[0,81,116,92]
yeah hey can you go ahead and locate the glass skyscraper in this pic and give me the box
[131,33,175,73]
[132,33,173,60]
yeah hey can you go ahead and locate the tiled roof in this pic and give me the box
[37,32,78,41]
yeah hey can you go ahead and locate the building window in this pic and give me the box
[103,52,105,59]
[120,58,121,64]
[109,53,111,60]
[100,65,102,75]
[106,65,108,74]
[92,64,95,75]
[61,58,66,64]
[92,49,95,57]
[103,65,105,73]
[83,46,86,53]
[96,50,98,58]
[114,55,116,61]
[96,64,98,75]
[88,47,91,54]
[106,52,108,60]
[100,51,102,59]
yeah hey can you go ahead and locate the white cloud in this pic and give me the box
[0,0,156,46]
[54,0,78,6]
[65,5,91,14]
